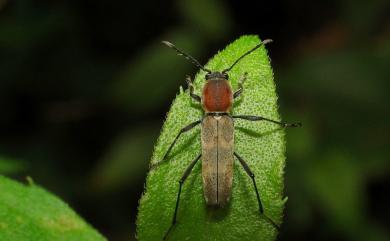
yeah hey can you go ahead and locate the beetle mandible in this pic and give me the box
[160,39,301,240]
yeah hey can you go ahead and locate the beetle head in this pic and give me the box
[205,72,229,80]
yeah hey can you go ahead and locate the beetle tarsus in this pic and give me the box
[262,214,281,231]
[286,122,302,127]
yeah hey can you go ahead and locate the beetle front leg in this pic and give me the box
[233,72,248,99]
[234,152,280,231]
[232,115,301,127]
[163,154,201,240]
[186,76,201,103]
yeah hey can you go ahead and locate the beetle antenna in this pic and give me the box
[162,41,212,73]
[222,39,273,73]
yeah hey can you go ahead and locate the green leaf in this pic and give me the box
[89,125,159,193]
[137,35,287,241]
[0,175,107,241]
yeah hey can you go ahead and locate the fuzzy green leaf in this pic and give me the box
[137,35,287,241]
[0,175,107,241]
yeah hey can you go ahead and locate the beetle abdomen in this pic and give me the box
[202,79,233,113]
[201,115,234,206]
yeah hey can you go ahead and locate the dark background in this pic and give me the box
[0,0,389,240]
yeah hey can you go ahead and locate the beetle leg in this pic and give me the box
[163,154,202,240]
[232,115,301,127]
[160,120,201,162]
[233,72,248,99]
[186,76,201,102]
[234,152,280,231]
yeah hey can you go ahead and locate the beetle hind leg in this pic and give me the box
[163,154,201,240]
[234,152,280,231]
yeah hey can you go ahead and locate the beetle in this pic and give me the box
[160,39,301,240]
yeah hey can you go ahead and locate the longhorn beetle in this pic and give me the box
[161,39,301,240]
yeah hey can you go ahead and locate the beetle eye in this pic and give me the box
[205,74,211,79]
[223,73,229,79]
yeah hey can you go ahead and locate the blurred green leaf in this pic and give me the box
[137,35,289,241]
[306,152,363,229]
[0,6,65,51]
[89,125,159,193]
[342,0,389,36]
[110,31,203,113]
[278,47,388,108]
[0,157,26,174]
[0,175,107,241]
[178,0,232,40]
